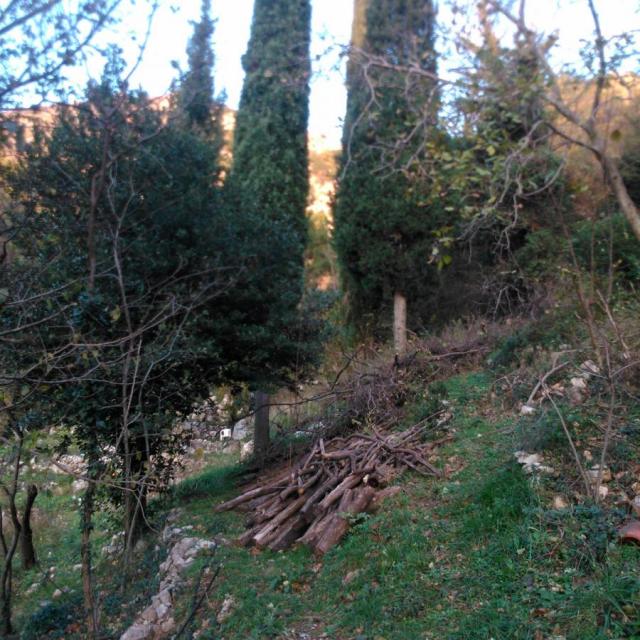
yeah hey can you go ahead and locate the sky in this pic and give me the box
[118,0,354,146]
[87,0,638,147]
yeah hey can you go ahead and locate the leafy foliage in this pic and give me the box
[223,0,318,390]
[333,0,439,331]
[1,62,232,538]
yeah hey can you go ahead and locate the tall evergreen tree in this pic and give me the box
[334,0,438,355]
[223,0,313,455]
[178,0,222,141]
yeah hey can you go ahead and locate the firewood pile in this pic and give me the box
[214,422,450,554]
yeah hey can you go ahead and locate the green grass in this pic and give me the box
[198,370,640,639]
[15,368,640,639]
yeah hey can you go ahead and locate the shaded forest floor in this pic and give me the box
[16,349,640,639]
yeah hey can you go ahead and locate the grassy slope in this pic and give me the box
[166,370,640,640]
[16,368,640,639]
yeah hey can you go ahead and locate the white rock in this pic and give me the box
[72,479,88,493]
[120,526,216,640]
[587,466,612,483]
[154,603,170,620]
[232,418,251,440]
[552,495,569,510]
[157,588,172,606]
[217,595,236,623]
[514,451,554,474]
[159,617,176,634]
[598,485,609,499]
[52,589,62,598]
[140,605,157,624]
[570,377,587,390]
[579,360,600,379]
[520,404,536,416]
[240,440,254,461]
[120,623,153,640]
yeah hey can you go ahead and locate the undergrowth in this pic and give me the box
[14,346,640,639]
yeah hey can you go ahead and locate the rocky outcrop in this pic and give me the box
[120,521,217,640]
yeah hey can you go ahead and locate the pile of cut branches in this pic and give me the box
[215,421,450,554]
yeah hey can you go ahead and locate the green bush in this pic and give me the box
[572,213,640,286]
[20,594,82,640]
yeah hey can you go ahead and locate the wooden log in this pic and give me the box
[367,486,402,513]
[316,473,365,513]
[279,468,322,501]
[238,524,263,547]
[313,486,376,555]
[298,491,353,550]
[267,515,308,551]
[253,494,308,547]
[247,494,284,527]
[296,510,337,547]
[299,473,345,523]
[214,481,286,512]
[246,492,279,511]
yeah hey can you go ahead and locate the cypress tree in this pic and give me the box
[334,0,438,354]
[223,0,312,455]
[178,0,223,141]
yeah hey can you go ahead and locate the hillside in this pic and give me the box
[14,309,640,639]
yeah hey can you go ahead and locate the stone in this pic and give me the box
[579,360,600,379]
[217,595,235,623]
[567,386,585,405]
[154,603,169,619]
[570,377,587,390]
[240,440,254,461]
[120,623,153,640]
[120,525,217,640]
[159,617,176,634]
[72,479,88,493]
[552,495,569,510]
[520,404,536,416]
[232,418,251,440]
[514,451,554,474]
[52,589,62,598]
[587,465,612,483]
[140,606,157,624]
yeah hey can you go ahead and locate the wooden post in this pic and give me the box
[393,291,407,358]
[254,390,270,461]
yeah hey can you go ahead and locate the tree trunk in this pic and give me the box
[351,0,370,49]
[124,482,148,559]
[393,290,407,358]
[603,154,640,242]
[123,450,149,559]
[20,484,38,570]
[0,529,18,637]
[81,453,99,640]
[254,390,270,462]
